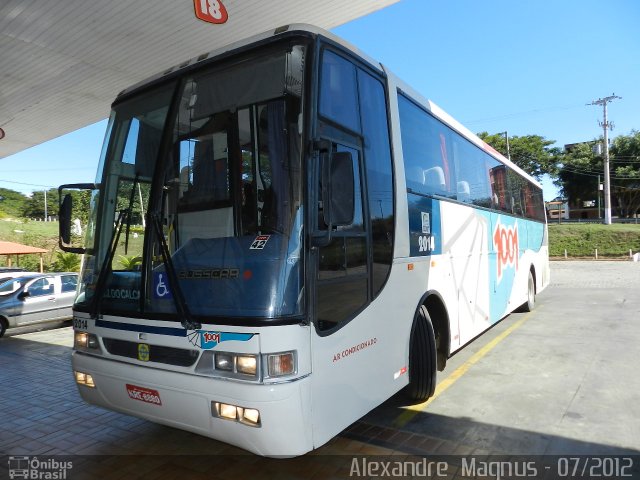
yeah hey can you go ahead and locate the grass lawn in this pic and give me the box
[0,219,61,268]
[548,223,640,258]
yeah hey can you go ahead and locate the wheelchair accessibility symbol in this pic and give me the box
[153,272,172,299]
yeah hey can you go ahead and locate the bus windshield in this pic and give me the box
[77,44,306,323]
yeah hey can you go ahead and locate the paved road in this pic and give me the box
[1,261,639,479]
[361,260,640,456]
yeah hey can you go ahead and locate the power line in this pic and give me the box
[463,103,584,125]
[0,178,55,188]
[0,167,94,173]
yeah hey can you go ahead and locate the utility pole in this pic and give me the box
[497,131,511,161]
[597,174,602,219]
[588,94,621,225]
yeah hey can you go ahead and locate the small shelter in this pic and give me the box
[0,241,47,273]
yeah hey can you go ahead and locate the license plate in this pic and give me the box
[126,384,162,406]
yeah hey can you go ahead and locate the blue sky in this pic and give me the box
[2,0,638,200]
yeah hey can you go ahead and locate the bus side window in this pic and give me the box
[319,51,360,133]
[398,94,456,199]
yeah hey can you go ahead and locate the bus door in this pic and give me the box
[309,140,378,446]
[309,47,398,446]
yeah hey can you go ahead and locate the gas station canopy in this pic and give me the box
[0,0,399,159]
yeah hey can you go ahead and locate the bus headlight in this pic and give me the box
[74,332,99,351]
[200,350,297,381]
[212,352,258,378]
[214,353,233,371]
[236,355,257,375]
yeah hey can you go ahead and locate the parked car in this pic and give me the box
[0,267,32,284]
[0,272,78,337]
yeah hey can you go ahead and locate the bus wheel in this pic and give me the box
[518,270,536,312]
[406,305,437,402]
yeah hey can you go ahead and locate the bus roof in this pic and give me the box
[117,24,384,101]
[116,23,541,190]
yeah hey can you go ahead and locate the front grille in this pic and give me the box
[103,338,200,367]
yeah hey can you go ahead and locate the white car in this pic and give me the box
[0,267,36,284]
[0,272,78,337]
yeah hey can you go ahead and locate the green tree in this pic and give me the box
[610,130,640,218]
[0,188,29,218]
[22,188,60,219]
[557,131,640,218]
[478,132,561,180]
[556,142,601,207]
[52,252,82,272]
[118,255,142,270]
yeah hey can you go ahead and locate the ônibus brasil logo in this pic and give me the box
[493,219,519,283]
[8,456,73,479]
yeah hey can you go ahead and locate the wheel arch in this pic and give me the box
[416,290,451,371]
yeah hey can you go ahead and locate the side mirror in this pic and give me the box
[18,290,30,300]
[60,194,73,246]
[59,183,96,254]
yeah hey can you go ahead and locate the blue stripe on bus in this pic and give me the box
[95,319,187,337]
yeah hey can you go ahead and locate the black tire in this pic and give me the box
[518,270,536,312]
[405,305,437,402]
[0,318,7,338]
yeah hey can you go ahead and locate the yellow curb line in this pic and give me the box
[394,310,537,428]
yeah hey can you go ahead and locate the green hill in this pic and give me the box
[548,223,640,258]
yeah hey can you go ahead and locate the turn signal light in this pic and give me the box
[267,351,295,377]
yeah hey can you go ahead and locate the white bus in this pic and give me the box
[60,24,549,457]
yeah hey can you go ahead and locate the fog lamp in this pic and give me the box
[241,408,261,426]
[215,402,237,420]
[212,402,261,427]
[74,371,96,388]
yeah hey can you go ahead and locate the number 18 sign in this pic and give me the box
[194,0,228,24]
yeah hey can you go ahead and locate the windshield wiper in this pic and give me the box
[90,208,127,319]
[90,174,139,319]
[150,212,200,331]
[123,175,140,255]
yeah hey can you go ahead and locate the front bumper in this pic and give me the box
[72,351,313,457]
